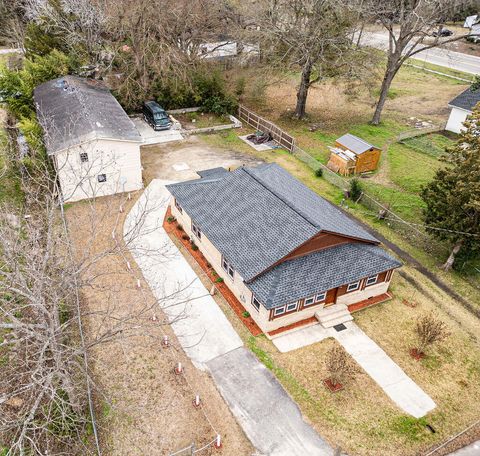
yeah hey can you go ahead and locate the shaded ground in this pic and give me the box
[66,195,254,456]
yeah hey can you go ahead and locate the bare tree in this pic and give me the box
[324,345,359,388]
[415,312,450,355]
[362,0,480,125]
[247,0,357,119]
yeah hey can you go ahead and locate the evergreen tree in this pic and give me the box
[421,108,480,271]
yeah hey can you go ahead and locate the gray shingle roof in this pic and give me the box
[166,163,379,281]
[448,87,480,112]
[248,243,401,309]
[34,76,141,155]
[197,167,229,179]
[336,133,377,155]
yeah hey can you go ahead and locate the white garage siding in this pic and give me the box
[445,106,470,134]
[55,138,143,203]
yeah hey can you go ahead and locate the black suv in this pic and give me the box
[142,101,172,131]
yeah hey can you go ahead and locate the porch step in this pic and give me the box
[315,304,353,328]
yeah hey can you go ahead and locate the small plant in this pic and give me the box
[206,262,212,269]
[181,234,189,240]
[413,312,450,358]
[242,311,250,318]
[215,277,224,283]
[167,216,176,223]
[190,241,199,251]
[349,178,362,201]
[314,167,323,178]
[176,223,183,231]
[324,345,358,391]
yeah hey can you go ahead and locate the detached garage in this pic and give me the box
[445,87,480,134]
[34,76,143,202]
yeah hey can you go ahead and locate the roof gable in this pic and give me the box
[336,133,377,155]
[167,164,378,281]
[34,76,141,154]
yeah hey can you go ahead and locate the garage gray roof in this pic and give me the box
[336,133,377,154]
[248,243,401,309]
[34,76,141,155]
[448,87,480,112]
[166,163,379,282]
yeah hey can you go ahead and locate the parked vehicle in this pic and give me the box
[433,28,453,37]
[142,101,172,131]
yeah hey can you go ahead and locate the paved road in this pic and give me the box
[449,440,480,455]
[125,179,334,456]
[360,31,480,75]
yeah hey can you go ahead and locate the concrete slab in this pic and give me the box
[172,162,190,171]
[333,322,436,418]
[239,134,276,151]
[449,440,480,455]
[131,117,184,145]
[124,179,243,369]
[273,323,333,353]
[207,347,334,456]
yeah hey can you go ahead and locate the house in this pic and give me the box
[166,163,401,335]
[198,37,260,63]
[327,133,381,175]
[464,14,478,28]
[34,76,143,202]
[445,87,480,134]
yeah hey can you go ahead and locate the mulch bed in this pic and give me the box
[163,207,262,337]
[347,292,393,313]
[409,348,426,360]
[267,316,318,338]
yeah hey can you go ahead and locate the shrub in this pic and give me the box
[242,311,250,318]
[181,234,189,240]
[325,345,359,387]
[415,312,450,355]
[349,178,362,201]
[190,242,199,251]
[167,216,175,223]
[176,223,183,231]
[315,167,323,178]
[215,277,224,283]
[206,262,212,269]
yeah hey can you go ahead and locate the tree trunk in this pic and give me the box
[442,239,464,272]
[295,62,313,119]
[371,67,396,125]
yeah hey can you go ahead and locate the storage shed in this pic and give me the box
[327,133,381,175]
[445,87,480,134]
[34,76,143,203]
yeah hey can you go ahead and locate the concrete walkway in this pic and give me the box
[273,322,436,418]
[449,440,480,455]
[125,180,334,456]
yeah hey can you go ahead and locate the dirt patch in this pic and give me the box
[66,194,254,456]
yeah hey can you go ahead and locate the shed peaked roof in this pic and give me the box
[336,133,377,155]
[34,76,141,155]
[166,163,378,281]
[448,87,480,112]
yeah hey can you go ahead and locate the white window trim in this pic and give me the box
[222,256,234,279]
[191,221,201,239]
[174,199,183,213]
[315,291,327,303]
[365,275,378,286]
[79,152,89,163]
[304,296,315,306]
[252,295,261,311]
[347,281,360,292]
[97,174,107,183]
[286,301,298,312]
[273,306,286,316]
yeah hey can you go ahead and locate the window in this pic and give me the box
[286,301,298,312]
[366,275,378,287]
[315,291,327,303]
[97,174,107,183]
[252,295,261,311]
[79,152,89,163]
[191,221,201,239]
[222,256,234,279]
[304,296,315,306]
[273,306,286,317]
[175,199,183,214]
[346,281,360,292]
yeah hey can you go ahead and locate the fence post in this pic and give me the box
[190,442,195,455]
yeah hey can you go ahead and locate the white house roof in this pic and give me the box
[464,14,478,28]
[34,76,141,155]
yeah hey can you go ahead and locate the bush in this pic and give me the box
[181,234,189,240]
[215,277,224,283]
[324,345,358,387]
[415,312,450,355]
[176,223,183,231]
[190,241,199,251]
[349,178,362,201]
[167,216,175,223]
[315,167,323,178]
[242,311,250,318]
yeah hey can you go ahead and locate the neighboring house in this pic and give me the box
[198,39,259,63]
[327,133,381,175]
[34,76,143,203]
[445,87,480,134]
[166,164,401,336]
[464,14,478,28]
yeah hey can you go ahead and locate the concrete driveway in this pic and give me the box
[131,116,184,145]
[125,179,334,456]
[141,136,262,183]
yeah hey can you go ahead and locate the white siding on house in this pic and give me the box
[446,106,470,134]
[55,138,142,202]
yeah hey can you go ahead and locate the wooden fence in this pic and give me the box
[238,105,296,152]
